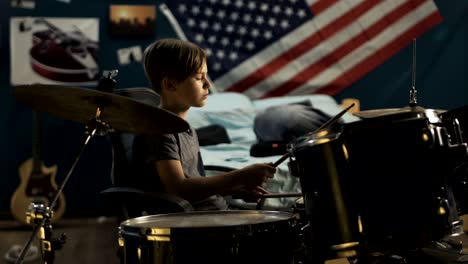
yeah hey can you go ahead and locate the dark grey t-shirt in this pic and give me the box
[131,127,228,211]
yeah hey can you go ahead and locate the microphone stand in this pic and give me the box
[14,110,112,264]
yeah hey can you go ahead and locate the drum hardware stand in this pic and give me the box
[18,202,67,264]
[14,71,118,264]
[14,111,113,264]
[409,38,418,107]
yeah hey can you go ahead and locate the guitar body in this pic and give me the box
[10,158,66,225]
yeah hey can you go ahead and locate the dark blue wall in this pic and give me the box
[335,1,467,111]
[0,0,466,217]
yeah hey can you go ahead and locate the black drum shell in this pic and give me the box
[119,210,298,264]
[343,111,459,245]
[289,130,360,257]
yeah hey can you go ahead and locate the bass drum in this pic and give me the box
[119,210,299,264]
[344,107,464,250]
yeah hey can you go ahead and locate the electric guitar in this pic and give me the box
[10,111,66,225]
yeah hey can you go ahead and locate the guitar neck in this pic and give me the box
[36,18,63,36]
[32,111,42,175]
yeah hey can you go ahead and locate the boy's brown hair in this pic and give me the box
[143,38,206,94]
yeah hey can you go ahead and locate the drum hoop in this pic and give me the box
[290,130,341,154]
[120,210,295,233]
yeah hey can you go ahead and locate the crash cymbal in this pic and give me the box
[12,84,189,134]
[353,106,446,119]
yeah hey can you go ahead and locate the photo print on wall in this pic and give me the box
[109,5,156,37]
[117,46,143,65]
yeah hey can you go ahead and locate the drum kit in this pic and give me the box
[10,63,468,263]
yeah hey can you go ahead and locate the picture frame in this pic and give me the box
[109,5,156,37]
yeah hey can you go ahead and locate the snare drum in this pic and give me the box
[119,210,298,264]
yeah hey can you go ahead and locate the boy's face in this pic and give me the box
[173,60,210,108]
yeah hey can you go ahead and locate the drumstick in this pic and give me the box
[261,192,302,198]
[256,192,303,210]
[272,152,290,167]
[271,103,355,168]
[315,102,355,131]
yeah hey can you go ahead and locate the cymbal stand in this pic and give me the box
[409,38,418,107]
[14,110,112,264]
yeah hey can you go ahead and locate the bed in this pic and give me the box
[186,92,361,210]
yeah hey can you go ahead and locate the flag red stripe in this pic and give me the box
[262,0,430,98]
[310,0,339,14]
[225,0,380,93]
[316,11,443,95]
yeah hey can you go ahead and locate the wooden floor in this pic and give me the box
[1,215,468,264]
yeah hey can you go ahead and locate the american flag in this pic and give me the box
[162,0,442,99]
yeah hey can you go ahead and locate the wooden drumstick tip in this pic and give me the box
[272,152,290,167]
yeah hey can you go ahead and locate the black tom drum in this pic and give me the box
[288,128,360,260]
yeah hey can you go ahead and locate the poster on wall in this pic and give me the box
[10,17,100,86]
[109,5,156,37]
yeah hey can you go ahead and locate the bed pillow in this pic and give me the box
[253,94,359,123]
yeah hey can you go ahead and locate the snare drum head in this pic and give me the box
[120,210,298,263]
[121,210,294,229]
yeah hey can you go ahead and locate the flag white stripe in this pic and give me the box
[306,0,321,7]
[159,3,188,41]
[243,0,409,98]
[213,0,364,91]
[289,0,438,96]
